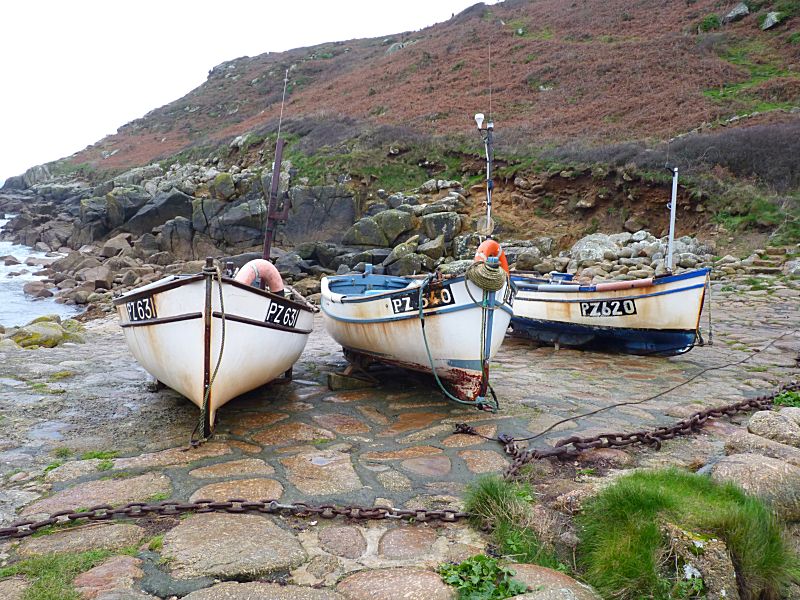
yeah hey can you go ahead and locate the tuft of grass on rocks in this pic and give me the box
[79,450,118,460]
[0,549,113,600]
[577,468,799,600]
[464,475,566,571]
[774,390,800,408]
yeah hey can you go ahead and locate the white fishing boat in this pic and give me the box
[114,259,315,437]
[320,261,514,409]
[509,268,710,356]
[114,71,315,437]
[509,167,711,356]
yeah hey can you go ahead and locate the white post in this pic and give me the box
[484,123,493,227]
[666,167,679,273]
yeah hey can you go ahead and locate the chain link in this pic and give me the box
[498,379,798,479]
[2,380,796,541]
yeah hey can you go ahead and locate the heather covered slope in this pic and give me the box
[63,0,799,172]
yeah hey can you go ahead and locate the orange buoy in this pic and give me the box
[474,239,509,273]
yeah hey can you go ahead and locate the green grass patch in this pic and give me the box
[52,447,72,459]
[464,476,566,572]
[704,39,799,114]
[148,534,164,552]
[0,549,114,600]
[47,371,74,382]
[774,390,800,407]
[698,14,721,31]
[148,492,170,502]
[438,554,528,599]
[79,450,118,461]
[96,459,114,472]
[43,461,63,473]
[577,468,798,599]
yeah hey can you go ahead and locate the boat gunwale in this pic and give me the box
[113,273,314,313]
[512,282,707,304]
[510,267,711,292]
[120,312,203,328]
[210,311,312,335]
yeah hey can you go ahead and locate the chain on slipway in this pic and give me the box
[1,380,797,541]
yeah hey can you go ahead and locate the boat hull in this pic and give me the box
[114,273,313,429]
[510,269,709,356]
[321,273,514,400]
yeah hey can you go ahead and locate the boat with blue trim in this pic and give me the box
[320,261,515,409]
[510,267,710,356]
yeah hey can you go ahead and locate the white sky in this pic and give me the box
[0,0,496,184]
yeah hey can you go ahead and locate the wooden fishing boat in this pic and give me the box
[509,268,710,356]
[320,262,515,408]
[114,259,314,436]
[113,69,315,437]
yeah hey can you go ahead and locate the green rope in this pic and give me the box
[466,260,506,292]
[417,277,497,412]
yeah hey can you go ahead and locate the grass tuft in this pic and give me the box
[577,468,798,599]
[0,550,113,600]
[774,390,800,407]
[79,451,118,461]
[464,475,566,571]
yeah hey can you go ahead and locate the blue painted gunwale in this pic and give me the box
[513,282,706,304]
[511,267,710,294]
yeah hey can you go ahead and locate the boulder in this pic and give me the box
[10,321,81,348]
[761,11,782,29]
[417,235,446,260]
[211,172,236,200]
[570,234,619,263]
[283,185,357,245]
[124,189,194,236]
[710,453,800,520]
[105,186,151,228]
[784,260,800,276]
[158,217,195,261]
[100,233,133,258]
[421,212,462,242]
[342,217,389,247]
[373,209,416,245]
[275,253,310,278]
[748,411,800,447]
[80,265,114,289]
[113,164,163,186]
[508,564,601,599]
[208,198,265,246]
[723,2,749,23]
[516,248,544,271]
[387,253,425,276]
[384,240,419,266]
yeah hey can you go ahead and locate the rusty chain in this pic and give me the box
[2,380,797,541]
[0,500,470,540]
[453,379,799,480]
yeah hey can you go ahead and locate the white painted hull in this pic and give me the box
[115,274,314,428]
[321,274,514,400]
[510,269,710,355]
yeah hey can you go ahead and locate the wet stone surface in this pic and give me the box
[0,279,798,598]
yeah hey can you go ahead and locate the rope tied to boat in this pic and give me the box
[466,258,506,292]
[416,274,499,413]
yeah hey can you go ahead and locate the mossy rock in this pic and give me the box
[29,314,62,325]
[10,322,78,348]
[62,319,86,334]
[212,172,236,201]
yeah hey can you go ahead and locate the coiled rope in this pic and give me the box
[466,259,506,292]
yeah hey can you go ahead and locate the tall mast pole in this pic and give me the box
[261,69,290,267]
[665,166,678,273]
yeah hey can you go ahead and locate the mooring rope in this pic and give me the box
[466,259,506,292]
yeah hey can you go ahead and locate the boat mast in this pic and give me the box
[474,113,494,236]
[261,69,291,278]
[665,166,679,273]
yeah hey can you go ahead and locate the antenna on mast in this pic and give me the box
[261,69,292,277]
[474,21,497,237]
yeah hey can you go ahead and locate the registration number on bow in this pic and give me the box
[579,299,637,318]
[126,296,157,322]
[265,298,300,328]
[390,285,455,314]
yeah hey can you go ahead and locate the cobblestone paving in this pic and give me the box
[0,278,797,598]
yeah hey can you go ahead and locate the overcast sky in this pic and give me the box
[0,0,496,184]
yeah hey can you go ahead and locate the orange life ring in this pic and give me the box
[474,239,509,274]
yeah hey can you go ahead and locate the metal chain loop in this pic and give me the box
[1,381,795,540]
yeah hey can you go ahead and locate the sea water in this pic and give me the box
[0,216,82,327]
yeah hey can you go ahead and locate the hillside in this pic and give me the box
[58,0,799,173]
